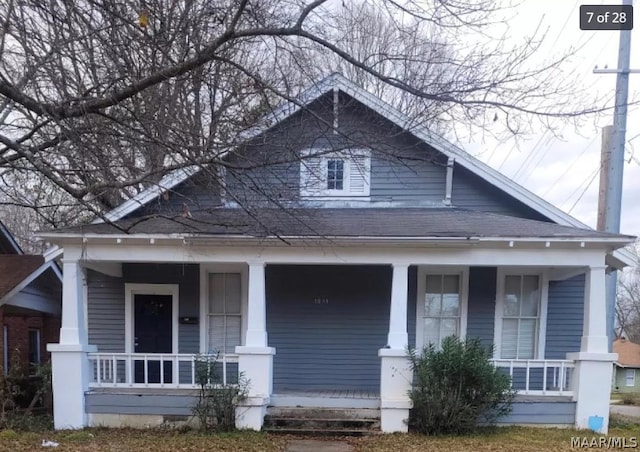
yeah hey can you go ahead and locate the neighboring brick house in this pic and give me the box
[0,221,61,374]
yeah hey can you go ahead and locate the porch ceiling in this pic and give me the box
[40,207,633,243]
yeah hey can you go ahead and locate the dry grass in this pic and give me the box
[1,424,640,452]
[350,423,640,452]
[0,428,288,452]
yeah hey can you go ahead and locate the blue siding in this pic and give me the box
[87,270,125,352]
[119,92,553,220]
[128,173,223,218]
[545,274,585,359]
[496,399,575,425]
[466,267,497,349]
[451,166,550,220]
[86,392,197,416]
[122,264,200,354]
[266,265,391,392]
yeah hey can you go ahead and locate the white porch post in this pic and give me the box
[379,263,412,433]
[567,265,617,433]
[235,261,275,430]
[47,259,97,430]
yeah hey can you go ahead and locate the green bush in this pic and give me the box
[408,336,515,435]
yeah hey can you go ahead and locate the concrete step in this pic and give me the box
[264,407,381,436]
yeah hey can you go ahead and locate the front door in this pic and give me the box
[134,294,173,383]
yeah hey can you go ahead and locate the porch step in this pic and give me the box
[263,407,381,436]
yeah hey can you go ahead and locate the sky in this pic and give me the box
[463,0,640,238]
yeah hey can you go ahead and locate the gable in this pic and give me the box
[127,91,551,222]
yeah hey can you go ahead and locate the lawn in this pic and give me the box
[1,420,639,451]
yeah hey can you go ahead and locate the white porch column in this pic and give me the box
[567,265,617,434]
[235,261,275,430]
[47,259,97,430]
[379,263,412,433]
[245,261,268,347]
[387,263,409,349]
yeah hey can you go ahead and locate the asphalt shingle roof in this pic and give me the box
[0,255,44,299]
[49,208,631,241]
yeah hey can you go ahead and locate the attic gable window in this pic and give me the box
[300,149,370,198]
[327,159,344,190]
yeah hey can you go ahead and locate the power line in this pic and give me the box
[541,135,598,197]
[567,166,601,214]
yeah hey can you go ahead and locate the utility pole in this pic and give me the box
[593,0,636,350]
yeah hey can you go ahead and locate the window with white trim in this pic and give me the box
[300,149,370,197]
[626,369,636,387]
[420,274,462,349]
[499,274,541,359]
[208,273,242,355]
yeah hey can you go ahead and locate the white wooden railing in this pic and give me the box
[490,359,575,396]
[87,353,238,389]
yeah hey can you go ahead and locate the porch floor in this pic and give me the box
[270,389,380,409]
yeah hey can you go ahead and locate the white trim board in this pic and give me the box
[124,284,180,354]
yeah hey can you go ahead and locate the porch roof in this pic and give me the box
[42,207,633,243]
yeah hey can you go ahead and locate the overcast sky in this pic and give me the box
[464,1,640,238]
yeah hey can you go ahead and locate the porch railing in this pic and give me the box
[490,359,574,396]
[87,353,238,389]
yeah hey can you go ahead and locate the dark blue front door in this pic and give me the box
[134,294,172,383]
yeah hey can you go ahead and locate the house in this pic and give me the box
[0,221,61,374]
[39,74,636,434]
[612,338,640,393]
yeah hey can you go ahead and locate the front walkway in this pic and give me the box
[611,403,640,418]
[286,440,353,452]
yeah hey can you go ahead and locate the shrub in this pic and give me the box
[408,336,515,435]
[192,354,249,432]
[621,394,639,406]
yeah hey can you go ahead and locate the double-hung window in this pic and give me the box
[418,272,466,350]
[300,149,370,197]
[208,273,242,356]
[626,369,636,387]
[326,159,344,190]
[499,274,541,359]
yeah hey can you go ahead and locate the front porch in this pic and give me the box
[46,238,618,433]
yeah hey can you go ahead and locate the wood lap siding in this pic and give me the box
[266,265,391,392]
[87,270,125,353]
[466,267,497,348]
[545,274,585,359]
[452,166,550,220]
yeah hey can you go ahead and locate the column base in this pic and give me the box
[379,348,412,433]
[380,400,411,433]
[235,346,275,430]
[566,352,617,434]
[48,343,97,430]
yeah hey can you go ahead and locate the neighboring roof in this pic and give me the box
[614,338,640,368]
[0,255,44,299]
[0,220,24,254]
[47,208,634,243]
[89,74,636,267]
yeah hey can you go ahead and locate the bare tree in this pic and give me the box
[616,242,640,342]
[0,0,615,231]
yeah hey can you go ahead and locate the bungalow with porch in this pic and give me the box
[39,74,635,434]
